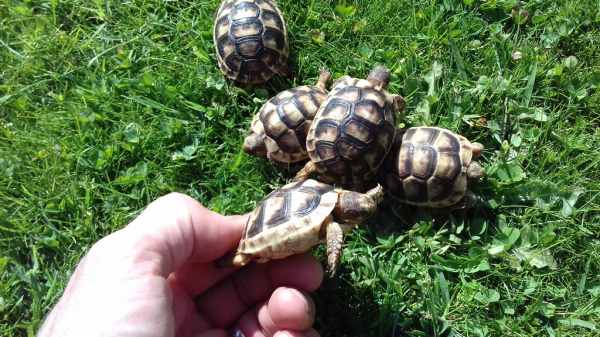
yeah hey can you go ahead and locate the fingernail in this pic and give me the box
[274,332,293,337]
[287,288,314,317]
[230,328,246,337]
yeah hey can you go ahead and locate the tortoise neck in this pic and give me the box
[316,69,332,90]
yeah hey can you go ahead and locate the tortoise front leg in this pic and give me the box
[325,221,355,276]
[293,161,317,181]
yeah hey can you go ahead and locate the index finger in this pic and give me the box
[123,192,248,276]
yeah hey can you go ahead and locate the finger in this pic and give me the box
[170,262,234,298]
[263,288,315,331]
[122,192,248,276]
[196,254,323,328]
[191,329,228,337]
[233,288,316,337]
[232,306,266,337]
[273,330,320,337]
[178,312,213,337]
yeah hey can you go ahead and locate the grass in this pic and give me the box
[1,0,599,336]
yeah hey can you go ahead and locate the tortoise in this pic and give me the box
[213,0,289,84]
[295,66,405,190]
[221,179,384,275]
[243,70,332,166]
[380,126,485,208]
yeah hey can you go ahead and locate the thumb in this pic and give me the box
[123,192,248,276]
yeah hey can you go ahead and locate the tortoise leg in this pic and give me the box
[294,161,317,181]
[446,191,479,211]
[217,252,253,268]
[326,221,354,277]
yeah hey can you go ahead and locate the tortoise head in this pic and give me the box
[467,161,485,180]
[471,142,484,158]
[467,142,485,179]
[333,184,384,225]
[367,65,391,90]
[243,131,267,158]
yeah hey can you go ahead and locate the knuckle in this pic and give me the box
[156,192,193,207]
[148,192,199,219]
[85,231,126,261]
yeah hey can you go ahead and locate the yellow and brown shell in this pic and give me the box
[381,127,480,208]
[257,85,330,164]
[236,179,338,260]
[213,0,289,84]
[305,73,397,188]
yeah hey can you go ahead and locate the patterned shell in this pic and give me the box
[213,0,289,84]
[305,76,396,188]
[257,85,329,164]
[382,127,475,208]
[237,179,338,255]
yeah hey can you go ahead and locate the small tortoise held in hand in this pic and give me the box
[213,0,289,84]
[381,126,485,208]
[295,66,404,190]
[222,179,384,275]
[243,70,332,166]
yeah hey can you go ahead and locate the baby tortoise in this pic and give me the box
[213,0,289,84]
[295,66,404,190]
[381,126,485,208]
[222,179,384,276]
[243,70,332,166]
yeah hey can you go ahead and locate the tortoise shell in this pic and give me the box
[381,126,482,208]
[213,0,289,84]
[236,179,338,260]
[249,81,329,165]
[305,68,398,188]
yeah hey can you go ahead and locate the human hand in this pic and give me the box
[38,193,324,337]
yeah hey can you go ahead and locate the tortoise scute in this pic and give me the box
[278,101,305,128]
[435,131,461,153]
[236,38,262,58]
[435,152,461,181]
[315,142,338,162]
[336,138,362,161]
[263,28,286,50]
[403,176,428,203]
[428,176,454,202]
[261,10,285,30]
[314,121,339,143]
[230,2,260,20]
[410,146,437,180]
[354,101,383,124]
[343,119,373,144]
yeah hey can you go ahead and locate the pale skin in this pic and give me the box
[37,192,324,337]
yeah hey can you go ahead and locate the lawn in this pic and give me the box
[1,0,599,336]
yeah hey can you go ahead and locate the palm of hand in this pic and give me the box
[38,193,323,337]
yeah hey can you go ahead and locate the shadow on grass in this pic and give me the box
[310,188,500,337]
